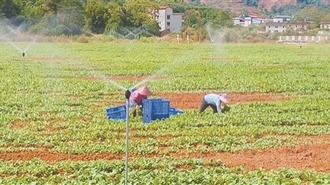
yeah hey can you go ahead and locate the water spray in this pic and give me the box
[131,47,197,89]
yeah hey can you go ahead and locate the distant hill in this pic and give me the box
[185,0,330,17]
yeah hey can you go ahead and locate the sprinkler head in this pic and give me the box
[22,52,25,57]
[125,89,131,100]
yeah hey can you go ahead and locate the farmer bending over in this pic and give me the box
[200,93,229,113]
[129,86,152,117]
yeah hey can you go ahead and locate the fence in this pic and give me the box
[278,35,329,43]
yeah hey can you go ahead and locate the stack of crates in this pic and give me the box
[142,98,170,123]
[105,104,126,121]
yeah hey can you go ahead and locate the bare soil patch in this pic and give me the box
[156,92,293,109]
[11,119,25,130]
[211,135,330,172]
[0,148,122,162]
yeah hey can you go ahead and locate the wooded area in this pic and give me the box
[0,0,329,40]
[0,0,231,37]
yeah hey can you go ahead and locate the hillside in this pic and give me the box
[187,0,330,17]
[258,0,330,11]
[257,0,296,11]
[199,0,262,16]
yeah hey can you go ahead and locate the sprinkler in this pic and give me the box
[125,89,131,100]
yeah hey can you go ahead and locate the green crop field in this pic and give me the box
[1,41,330,184]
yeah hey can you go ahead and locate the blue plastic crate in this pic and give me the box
[143,113,169,124]
[169,107,184,116]
[142,99,170,123]
[105,105,126,121]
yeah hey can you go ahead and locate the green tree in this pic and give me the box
[56,0,84,34]
[202,8,232,28]
[110,0,125,6]
[183,9,203,29]
[18,0,84,35]
[123,0,158,27]
[16,0,45,25]
[292,6,327,29]
[182,9,205,41]
[104,2,122,32]
[42,0,62,15]
[0,0,20,19]
[85,0,107,33]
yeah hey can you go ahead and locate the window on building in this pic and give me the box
[167,15,170,19]
[167,22,170,27]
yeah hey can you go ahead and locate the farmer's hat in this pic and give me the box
[137,86,152,96]
[219,93,229,104]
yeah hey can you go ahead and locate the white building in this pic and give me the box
[265,22,286,33]
[155,5,184,34]
[320,22,330,30]
[273,15,291,23]
[233,15,263,27]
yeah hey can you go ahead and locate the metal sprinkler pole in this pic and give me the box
[22,52,26,120]
[124,90,131,185]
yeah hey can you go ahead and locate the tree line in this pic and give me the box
[0,0,232,40]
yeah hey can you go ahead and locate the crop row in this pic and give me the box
[0,158,329,184]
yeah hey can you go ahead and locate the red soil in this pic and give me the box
[0,135,329,172]
[212,135,330,172]
[156,92,293,109]
[0,148,122,162]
